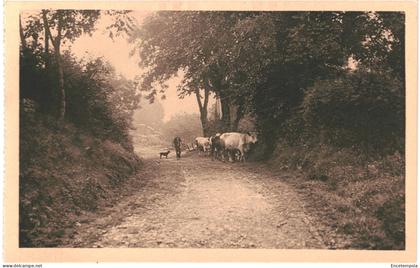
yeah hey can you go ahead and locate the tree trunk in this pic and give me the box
[219,92,231,132]
[45,10,65,120]
[231,104,244,132]
[54,47,66,120]
[19,15,27,49]
[214,96,220,120]
[194,87,210,136]
[200,110,209,136]
[42,10,50,68]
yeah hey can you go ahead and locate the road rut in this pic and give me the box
[66,149,329,248]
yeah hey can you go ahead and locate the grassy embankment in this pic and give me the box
[19,112,142,247]
[268,142,405,249]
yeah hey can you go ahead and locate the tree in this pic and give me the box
[19,14,28,49]
[131,11,252,135]
[346,12,405,80]
[132,11,404,148]
[40,10,101,119]
[21,10,136,120]
[237,12,404,156]
[302,69,404,154]
[60,53,140,146]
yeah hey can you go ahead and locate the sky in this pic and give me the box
[69,11,207,122]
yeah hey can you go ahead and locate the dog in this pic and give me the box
[159,149,170,159]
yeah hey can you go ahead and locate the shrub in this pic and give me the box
[269,141,405,249]
[302,69,404,155]
[20,48,140,150]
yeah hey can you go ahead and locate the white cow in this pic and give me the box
[219,132,258,162]
[195,137,211,154]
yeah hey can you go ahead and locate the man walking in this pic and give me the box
[173,136,182,160]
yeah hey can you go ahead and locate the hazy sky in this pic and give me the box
[70,11,206,121]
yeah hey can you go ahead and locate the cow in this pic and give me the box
[210,133,223,160]
[195,137,211,155]
[219,132,258,162]
[173,136,182,159]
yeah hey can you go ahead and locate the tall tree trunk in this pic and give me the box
[42,10,50,68]
[194,87,210,136]
[200,109,209,136]
[56,13,65,120]
[214,96,220,120]
[232,104,244,131]
[54,46,66,120]
[19,15,27,49]
[44,10,66,120]
[219,92,231,132]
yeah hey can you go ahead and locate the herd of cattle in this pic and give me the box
[192,132,258,162]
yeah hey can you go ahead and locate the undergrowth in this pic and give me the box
[268,142,405,249]
[19,111,142,247]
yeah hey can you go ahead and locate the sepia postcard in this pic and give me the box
[3,0,417,263]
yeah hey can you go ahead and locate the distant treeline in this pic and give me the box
[132,11,404,157]
[132,100,203,147]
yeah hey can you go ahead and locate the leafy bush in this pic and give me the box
[302,69,404,155]
[20,48,57,114]
[19,110,142,247]
[269,141,405,249]
[20,48,140,150]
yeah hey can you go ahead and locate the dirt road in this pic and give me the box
[67,148,333,248]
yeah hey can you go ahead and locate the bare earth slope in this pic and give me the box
[65,148,336,248]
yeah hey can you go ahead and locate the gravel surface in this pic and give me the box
[65,148,334,248]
